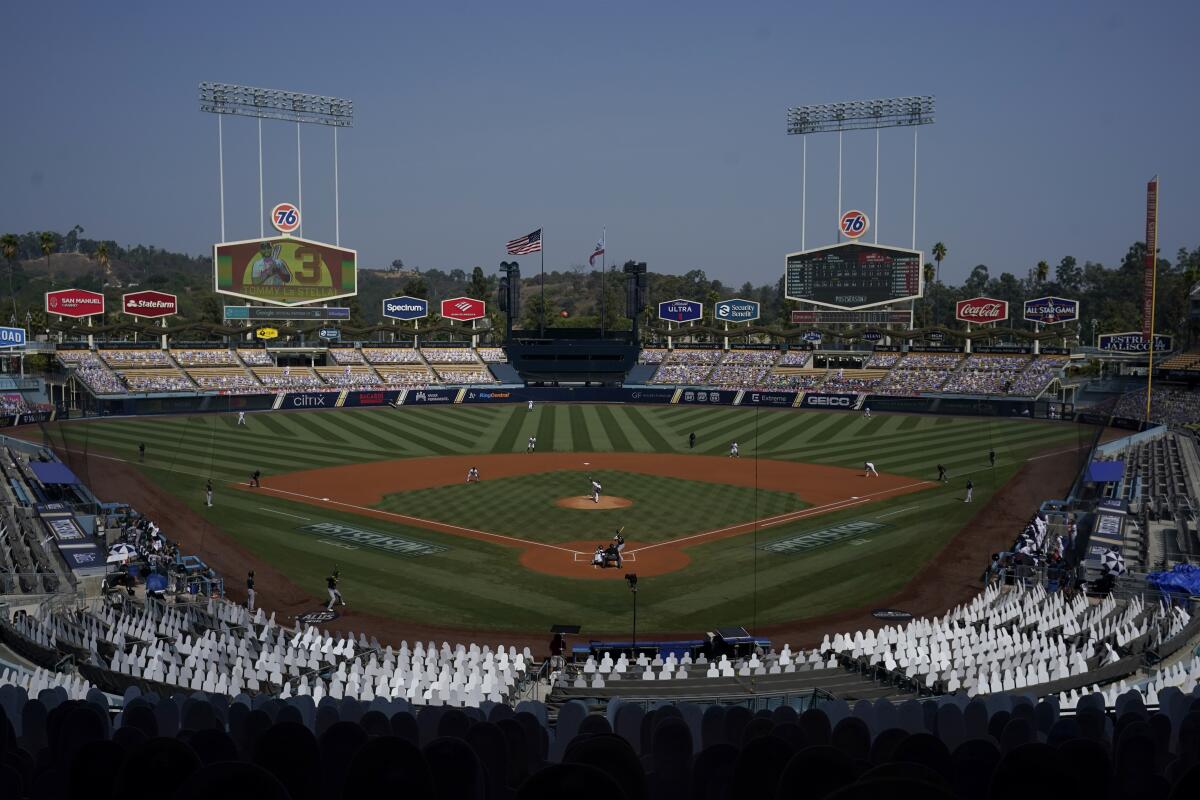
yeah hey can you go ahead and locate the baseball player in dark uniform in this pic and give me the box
[246,571,256,612]
[965,479,974,503]
[988,449,996,467]
[326,569,345,611]
[936,464,948,483]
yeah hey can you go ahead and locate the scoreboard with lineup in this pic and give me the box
[785,242,923,310]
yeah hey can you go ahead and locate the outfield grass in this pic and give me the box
[40,406,1090,632]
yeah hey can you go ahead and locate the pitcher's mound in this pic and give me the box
[555,496,633,510]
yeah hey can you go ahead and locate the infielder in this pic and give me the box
[864,461,879,477]
[527,436,534,453]
[590,478,602,503]
[466,466,480,483]
[237,411,246,426]
[729,441,739,458]
[965,479,974,503]
[326,570,346,611]
[936,464,948,483]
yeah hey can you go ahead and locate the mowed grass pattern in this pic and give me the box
[376,470,805,544]
[39,406,1091,631]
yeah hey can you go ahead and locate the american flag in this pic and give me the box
[506,228,542,255]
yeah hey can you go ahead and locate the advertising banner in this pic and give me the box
[440,297,485,322]
[383,296,429,321]
[402,388,461,405]
[737,390,798,407]
[45,289,104,318]
[623,388,677,404]
[1096,332,1173,353]
[278,391,341,410]
[224,306,350,320]
[460,389,517,403]
[1023,296,1080,325]
[1144,177,1158,340]
[657,299,703,323]
[214,235,357,306]
[0,326,26,348]
[714,298,760,323]
[798,392,861,410]
[955,297,1008,325]
[341,390,404,407]
[675,388,733,405]
[122,290,177,319]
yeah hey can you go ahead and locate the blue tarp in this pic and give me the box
[1086,460,1125,483]
[28,461,81,485]
[1147,564,1200,597]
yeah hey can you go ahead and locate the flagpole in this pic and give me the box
[539,229,545,338]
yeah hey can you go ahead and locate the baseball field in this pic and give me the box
[37,404,1089,639]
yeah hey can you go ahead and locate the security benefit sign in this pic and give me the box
[714,298,760,323]
[214,236,357,306]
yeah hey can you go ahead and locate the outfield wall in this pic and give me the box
[59,385,1085,423]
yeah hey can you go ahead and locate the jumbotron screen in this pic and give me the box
[785,242,922,310]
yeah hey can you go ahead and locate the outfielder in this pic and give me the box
[965,479,974,503]
[528,399,534,411]
[590,478,602,503]
[326,569,346,611]
[864,461,879,477]
[237,411,246,426]
[863,406,872,418]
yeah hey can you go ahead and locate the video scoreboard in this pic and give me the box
[785,242,922,310]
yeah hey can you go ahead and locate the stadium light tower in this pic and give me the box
[199,82,354,243]
[786,96,934,249]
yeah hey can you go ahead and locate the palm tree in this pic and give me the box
[1035,260,1049,285]
[39,232,56,285]
[922,262,936,327]
[95,242,112,284]
[931,242,947,284]
[1,233,19,321]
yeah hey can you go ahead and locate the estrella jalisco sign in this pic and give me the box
[1096,332,1172,353]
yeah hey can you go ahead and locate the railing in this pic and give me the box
[610,686,837,713]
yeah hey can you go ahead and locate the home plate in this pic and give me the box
[583,462,590,466]
[851,496,860,500]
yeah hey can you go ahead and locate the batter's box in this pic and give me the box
[573,551,637,563]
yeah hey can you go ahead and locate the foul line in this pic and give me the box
[257,507,311,521]
[877,505,920,519]
[252,484,582,555]
[629,479,936,555]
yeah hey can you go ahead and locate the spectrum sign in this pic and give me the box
[382,296,429,321]
[45,289,105,318]
[122,290,177,319]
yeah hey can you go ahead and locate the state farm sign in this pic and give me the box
[955,297,1008,325]
[440,297,486,322]
[122,290,177,319]
[45,289,105,318]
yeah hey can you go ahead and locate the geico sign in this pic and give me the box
[805,396,852,407]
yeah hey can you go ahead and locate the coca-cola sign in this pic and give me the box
[955,297,1008,325]
[1023,296,1079,325]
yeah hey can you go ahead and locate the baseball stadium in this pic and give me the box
[3,13,1200,796]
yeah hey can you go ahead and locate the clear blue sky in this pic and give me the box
[2,0,1196,286]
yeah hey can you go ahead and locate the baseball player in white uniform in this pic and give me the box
[237,411,246,425]
[528,399,534,411]
[590,478,602,503]
[466,466,479,483]
[864,461,879,477]
[729,441,739,458]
